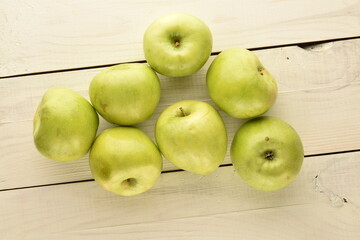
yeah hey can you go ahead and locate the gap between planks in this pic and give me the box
[1,149,359,193]
[1,151,359,240]
[0,36,359,80]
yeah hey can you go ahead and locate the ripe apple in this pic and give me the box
[33,88,99,161]
[143,13,212,77]
[206,48,278,118]
[89,63,160,125]
[89,126,162,196]
[231,116,304,191]
[155,100,227,175]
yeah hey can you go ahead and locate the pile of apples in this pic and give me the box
[33,13,304,196]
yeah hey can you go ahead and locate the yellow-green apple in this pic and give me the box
[89,63,160,125]
[155,100,227,174]
[143,13,212,77]
[33,88,99,161]
[89,127,162,196]
[231,116,304,191]
[206,48,277,118]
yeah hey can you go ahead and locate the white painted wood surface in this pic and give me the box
[1,0,360,77]
[1,38,359,190]
[1,1,360,239]
[1,152,359,239]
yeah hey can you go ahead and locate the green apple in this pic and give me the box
[206,48,278,118]
[33,88,99,161]
[89,63,160,125]
[231,116,304,191]
[155,100,227,175]
[143,13,212,77]
[89,126,162,196]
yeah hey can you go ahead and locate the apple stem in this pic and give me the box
[179,107,188,117]
[175,41,180,47]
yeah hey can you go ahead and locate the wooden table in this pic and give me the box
[1,1,360,239]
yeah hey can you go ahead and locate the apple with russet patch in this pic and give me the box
[207,48,278,119]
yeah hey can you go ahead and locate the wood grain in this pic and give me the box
[1,0,360,77]
[1,151,359,240]
[0,38,360,190]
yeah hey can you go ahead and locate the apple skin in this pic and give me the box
[89,63,160,125]
[206,48,278,119]
[143,13,212,77]
[33,88,99,161]
[155,100,227,175]
[89,126,162,196]
[231,116,304,191]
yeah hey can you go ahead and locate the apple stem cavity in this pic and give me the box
[264,150,275,161]
[121,178,137,189]
[172,36,181,47]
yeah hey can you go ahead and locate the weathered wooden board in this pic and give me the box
[0,38,359,190]
[1,151,359,240]
[1,0,360,77]
[2,1,360,240]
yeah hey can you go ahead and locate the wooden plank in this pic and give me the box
[1,151,359,240]
[1,39,360,190]
[1,0,360,77]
